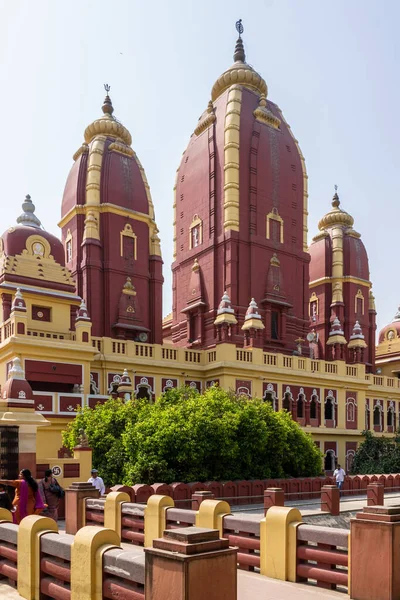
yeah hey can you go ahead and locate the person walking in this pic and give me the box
[88,469,105,495]
[333,464,346,493]
[0,469,46,524]
[39,469,63,522]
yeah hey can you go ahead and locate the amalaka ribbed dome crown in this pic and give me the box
[318,191,354,231]
[84,92,132,146]
[211,20,268,102]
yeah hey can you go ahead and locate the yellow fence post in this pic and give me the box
[259,506,302,580]
[104,491,130,543]
[0,508,12,522]
[144,494,174,548]
[195,499,231,537]
[71,526,120,600]
[17,515,58,600]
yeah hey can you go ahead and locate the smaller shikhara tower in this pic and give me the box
[169,24,310,352]
[60,88,163,342]
[308,190,376,370]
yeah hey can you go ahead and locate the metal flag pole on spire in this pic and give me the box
[235,19,244,38]
[234,20,245,62]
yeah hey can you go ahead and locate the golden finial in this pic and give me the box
[102,83,114,115]
[332,184,340,208]
[234,19,246,62]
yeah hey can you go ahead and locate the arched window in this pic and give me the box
[135,377,153,403]
[310,395,318,420]
[346,400,356,422]
[387,403,394,428]
[263,391,274,405]
[346,450,355,474]
[324,450,336,472]
[282,392,292,412]
[373,404,381,427]
[136,386,151,401]
[297,394,305,418]
[325,397,334,421]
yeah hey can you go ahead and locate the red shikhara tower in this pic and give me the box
[60,90,163,342]
[308,190,376,370]
[169,27,310,351]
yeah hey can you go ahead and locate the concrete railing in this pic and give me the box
[0,496,399,599]
[0,508,237,600]
[104,473,400,505]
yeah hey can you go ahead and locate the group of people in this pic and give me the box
[0,468,63,523]
[0,466,105,524]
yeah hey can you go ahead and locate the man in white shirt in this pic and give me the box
[333,464,346,492]
[88,469,105,495]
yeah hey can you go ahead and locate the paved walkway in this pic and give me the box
[0,583,22,599]
[230,490,400,519]
[0,574,346,599]
[238,573,344,599]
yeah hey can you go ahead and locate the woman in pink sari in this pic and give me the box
[0,469,46,524]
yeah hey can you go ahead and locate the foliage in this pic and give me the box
[62,398,145,486]
[351,430,400,474]
[63,386,322,486]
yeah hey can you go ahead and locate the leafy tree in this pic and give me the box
[351,430,400,474]
[62,397,145,486]
[63,386,322,486]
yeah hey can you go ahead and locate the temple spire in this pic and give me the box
[233,19,246,63]
[332,184,340,208]
[102,83,114,116]
[16,195,42,229]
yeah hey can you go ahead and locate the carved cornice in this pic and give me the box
[109,142,134,157]
[254,95,280,129]
[311,231,330,243]
[345,228,361,239]
[194,101,216,136]
[72,144,89,162]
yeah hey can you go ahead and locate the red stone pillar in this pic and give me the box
[65,482,100,534]
[144,527,237,600]
[350,506,400,600]
[191,491,215,511]
[81,238,103,337]
[321,485,340,516]
[264,488,285,515]
[149,254,163,344]
[2,293,11,322]
[367,483,384,506]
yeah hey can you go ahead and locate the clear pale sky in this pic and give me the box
[0,1,398,335]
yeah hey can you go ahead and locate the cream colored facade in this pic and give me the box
[0,306,394,472]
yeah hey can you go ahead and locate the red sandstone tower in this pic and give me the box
[308,190,376,370]
[169,26,310,352]
[60,90,163,342]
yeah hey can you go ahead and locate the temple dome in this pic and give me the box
[2,195,66,266]
[310,191,369,283]
[378,306,400,343]
[61,89,154,219]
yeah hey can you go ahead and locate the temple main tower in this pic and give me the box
[308,190,376,370]
[169,23,310,351]
[59,88,163,342]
